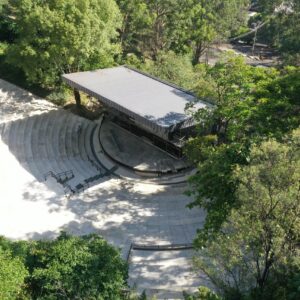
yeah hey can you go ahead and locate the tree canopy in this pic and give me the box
[0,233,128,300]
[193,129,300,299]
[186,56,300,242]
[117,0,250,63]
[6,0,121,87]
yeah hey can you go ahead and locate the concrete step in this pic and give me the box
[86,123,108,172]
[128,249,207,298]
[26,115,45,180]
[68,114,95,179]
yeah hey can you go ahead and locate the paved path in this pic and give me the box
[0,79,209,299]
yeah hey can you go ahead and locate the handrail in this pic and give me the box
[64,183,75,195]
[126,243,133,262]
[56,170,74,178]
[44,171,57,181]
[44,170,74,182]
[126,242,194,265]
[132,243,193,251]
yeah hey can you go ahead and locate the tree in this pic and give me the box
[186,56,300,243]
[193,130,300,299]
[140,51,197,90]
[117,0,184,59]
[182,0,250,65]
[272,1,300,65]
[117,0,250,63]
[0,0,7,11]
[186,56,273,236]
[6,0,121,106]
[0,233,128,299]
[0,1,17,43]
[191,54,276,145]
[256,0,300,65]
[0,247,28,299]
[27,233,128,300]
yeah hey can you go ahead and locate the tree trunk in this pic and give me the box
[257,249,274,294]
[73,89,81,108]
[193,42,203,65]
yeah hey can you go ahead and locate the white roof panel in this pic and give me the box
[62,66,210,127]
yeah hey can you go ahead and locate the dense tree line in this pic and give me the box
[0,0,299,90]
[0,0,251,92]
[181,54,300,299]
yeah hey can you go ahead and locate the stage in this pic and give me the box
[99,120,192,174]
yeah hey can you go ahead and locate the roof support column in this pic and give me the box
[73,89,81,108]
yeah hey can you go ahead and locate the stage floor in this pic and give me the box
[100,120,192,174]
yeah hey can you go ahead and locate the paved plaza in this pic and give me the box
[0,79,209,299]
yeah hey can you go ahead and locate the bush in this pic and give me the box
[0,247,28,299]
[46,87,69,106]
[184,287,222,300]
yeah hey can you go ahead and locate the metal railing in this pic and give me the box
[44,170,74,183]
[63,183,75,195]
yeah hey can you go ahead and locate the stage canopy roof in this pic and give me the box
[62,66,211,128]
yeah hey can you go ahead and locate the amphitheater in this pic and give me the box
[0,79,210,299]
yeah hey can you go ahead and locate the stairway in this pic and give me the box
[128,249,209,299]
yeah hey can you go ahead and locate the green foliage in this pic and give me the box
[182,0,250,64]
[117,0,186,58]
[186,56,271,233]
[187,142,247,241]
[193,130,300,299]
[124,50,197,90]
[0,41,8,55]
[0,0,8,12]
[27,233,127,299]
[6,0,121,87]
[247,66,300,139]
[141,51,196,90]
[0,247,28,299]
[117,0,249,62]
[256,0,283,15]
[186,56,300,243]
[191,54,278,144]
[256,0,300,65]
[0,233,128,300]
[0,1,17,43]
[270,2,300,65]
[46,87,70,106]
[184,287,222,300]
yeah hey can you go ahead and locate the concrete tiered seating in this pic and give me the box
[0,79,212,298]
[0,109,107,193]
